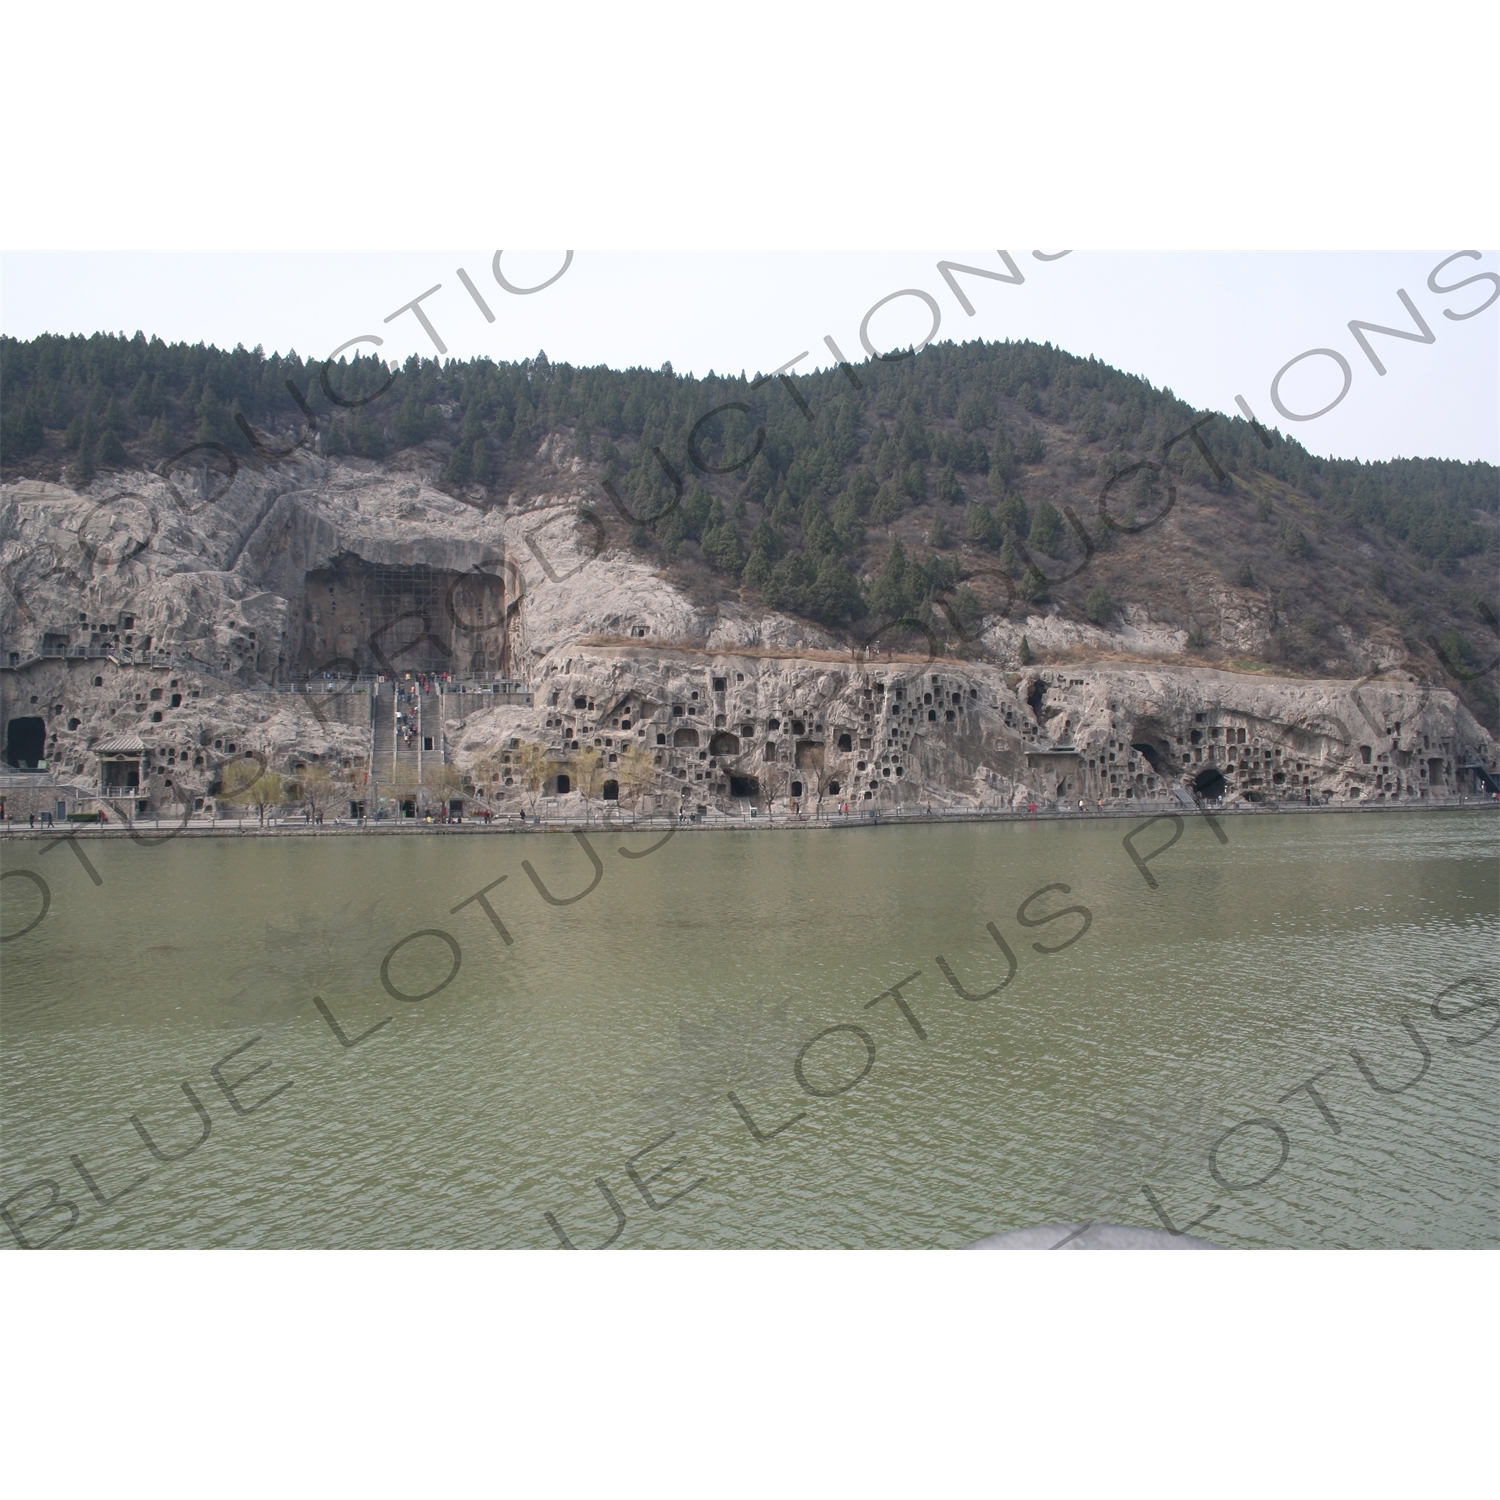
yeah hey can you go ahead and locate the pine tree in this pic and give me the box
[1018,565,1050,603]
[801,497,841,558]
[995,493,1029,537]
[832,492,865,550]
[740,453,774,507]
[657,507,688,557]
[68,414,98,485]
[870,482,904,524]
[868,537,914,620]
[683,485,715,540]
[69,438,96,486]
[1091,507,1114,551]
[750,517,786,560]
[845,469,878,511]
[0,403,43,459]
[1028,497,1063,554]
[702,523,747,574]
[808,555,862,624]
[1018,635,1034,664]
[742,550,773,592]
[967,503,1002,550]
[950,585,981,632]
[989,433,1017,491]
[128,373,155,418]
[956,392,992,432]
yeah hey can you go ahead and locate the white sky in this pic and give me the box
[3,250,1496,462]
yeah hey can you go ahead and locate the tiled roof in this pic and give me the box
[92,733,146,754]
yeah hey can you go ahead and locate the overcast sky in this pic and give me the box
[4,250,1494,464]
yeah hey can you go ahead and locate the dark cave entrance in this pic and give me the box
[4,716,46,769]
[1131,741,1165,773]
[1193,766,1228,801]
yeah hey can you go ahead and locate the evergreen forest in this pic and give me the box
[3,330,1496,721]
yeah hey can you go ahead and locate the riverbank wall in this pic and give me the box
[4,794,1496,843]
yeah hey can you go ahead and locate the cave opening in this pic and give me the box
[729,775,759,799]
[1131,740,1168,772]
[297,555,507,678]
[1193,766,1228,801]
[5,716,46,768]
[1026,679,1047,721]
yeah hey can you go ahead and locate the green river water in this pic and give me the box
[2,809,1496,1248]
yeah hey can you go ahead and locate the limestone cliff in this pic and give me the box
[2,443,1497,818]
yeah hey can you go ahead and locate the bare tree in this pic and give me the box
[221,758,285,827]
[513,741,553,816]
[423,762,463,816]
[615,742,658,823]
[469,755,505,813]
[389,761,421,817]
[571,745,605,824]
[299,765,344,822]
[760,756,787,824]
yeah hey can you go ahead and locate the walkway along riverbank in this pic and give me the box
[2,793,1496,843]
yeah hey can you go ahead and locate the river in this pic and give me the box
[2,809,1496,1248]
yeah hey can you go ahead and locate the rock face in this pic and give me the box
[3,457,1497,819]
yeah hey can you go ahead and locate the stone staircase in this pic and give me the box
[370,682,446,813]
